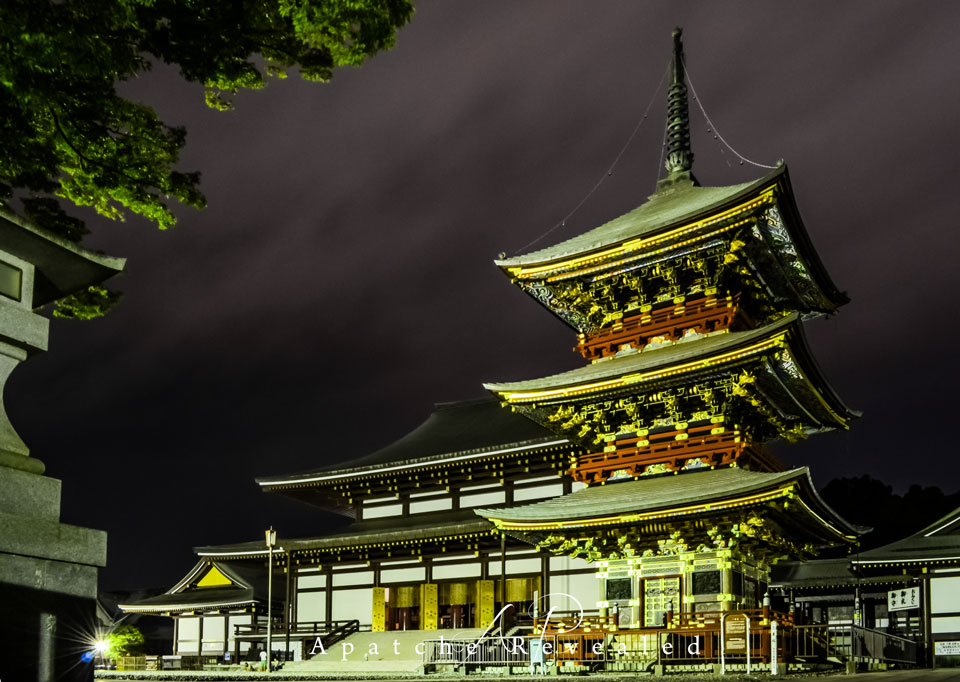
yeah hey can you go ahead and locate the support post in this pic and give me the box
[500,533,509,632]
[265,527,277,672]
[770,620,778,675]
[284,556,292,660]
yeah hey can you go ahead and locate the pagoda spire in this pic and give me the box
[658,28,697,190]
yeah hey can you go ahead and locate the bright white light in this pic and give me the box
[94,640,109,653]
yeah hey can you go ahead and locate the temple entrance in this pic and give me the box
[439,582,474,628]
[373,577,541,631]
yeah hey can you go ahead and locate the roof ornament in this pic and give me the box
[658,28,697,191]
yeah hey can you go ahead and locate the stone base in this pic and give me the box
[0,464,106,682]
[0,582,99,681]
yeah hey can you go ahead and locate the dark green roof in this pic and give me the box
[770,559,909,590]
[497,172,771,268]
[484,313,856,433]
[484,314,798,394]
[118,560,282,614]
[257,397,565,486]
[195,511,494,556]
[476,466,850,531]
[853,505,960,566]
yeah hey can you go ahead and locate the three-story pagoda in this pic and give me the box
[476,29,861,628]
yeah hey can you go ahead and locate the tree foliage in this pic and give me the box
[103,625,145,661]
[819,475,960,551]
[0,0,413,317]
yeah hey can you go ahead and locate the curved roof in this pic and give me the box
[484,315,797,395]
[118,560,283,614]
[484,313,857,435]
[853,504,960,566]
[192,512,497,560]
[0,207,125,305]
[475,465,860,541]
[498,172,773,269]
[257,396,565,486]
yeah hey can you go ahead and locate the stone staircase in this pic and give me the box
[283,628,486,673]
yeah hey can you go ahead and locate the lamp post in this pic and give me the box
[265,527,277,672]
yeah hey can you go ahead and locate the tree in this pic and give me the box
[0,0,413,317]
[102,624,145,661]
[819,475,960,551]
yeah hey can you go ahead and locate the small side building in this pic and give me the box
[772,505,960,667]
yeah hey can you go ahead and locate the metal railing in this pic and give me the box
[422,615,920,673]
[234,619,358,643]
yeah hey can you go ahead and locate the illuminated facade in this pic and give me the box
[123,30,871,667]
[122,399,597,661]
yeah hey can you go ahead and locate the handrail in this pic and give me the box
[233,619,359,639]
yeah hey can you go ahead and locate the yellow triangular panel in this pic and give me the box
[196,566,233,588]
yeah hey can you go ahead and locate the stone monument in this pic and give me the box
[0,207,124,682]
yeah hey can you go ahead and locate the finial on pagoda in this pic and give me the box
[657,28,697,192]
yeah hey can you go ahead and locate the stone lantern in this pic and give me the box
[0,207,125,682]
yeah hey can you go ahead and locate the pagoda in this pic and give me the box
[476,29,861,627]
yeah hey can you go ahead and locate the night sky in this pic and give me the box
[8,2,960,590]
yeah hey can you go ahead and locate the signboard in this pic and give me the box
[888,586,920,612]
[723,613,748,654]
[935,641,960,656]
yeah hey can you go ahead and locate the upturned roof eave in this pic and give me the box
[483,313,858,430]
[483,313,799,395]
[496,165,786,271]
[0,207,125,305]
[770,166,849,310]
[256,434,567,488]
[194,513,496,555]
[475,466,860,543]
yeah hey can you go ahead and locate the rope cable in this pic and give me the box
[512,62,670,255]
[682,58,778,170]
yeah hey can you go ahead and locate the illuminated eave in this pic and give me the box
[197,548,286,558]
[485,484,795,532]
[119,599,254,615]
[289,529,499,555]
[505,187,777,282]
[257,439,569,490]
[851,557,960,568]
[492,331,788,405]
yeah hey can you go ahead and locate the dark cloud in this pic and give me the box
[7,1,960,588]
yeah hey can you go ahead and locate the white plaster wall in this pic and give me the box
[201,615,225,652]
[488,558,541,576]
[297,592,326,622]
[461,491,506,507]
[933,616,960,634]
[363,503,403,519]
[514,483,564,501]
[932,576,960,614]
[332,570,374,587]
[410,498,453,514]
[298,574,326,589]
[433,563,481,580]
[381,567,426,583]
[552,571,600,609]
[331,588,373,625]
[177,617,199,653]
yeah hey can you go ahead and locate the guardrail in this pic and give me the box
[422,616,920,673]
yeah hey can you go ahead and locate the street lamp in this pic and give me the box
[265,527,277,672]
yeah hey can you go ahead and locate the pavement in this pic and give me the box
[97,667,960,681]
[844,670,960,681]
